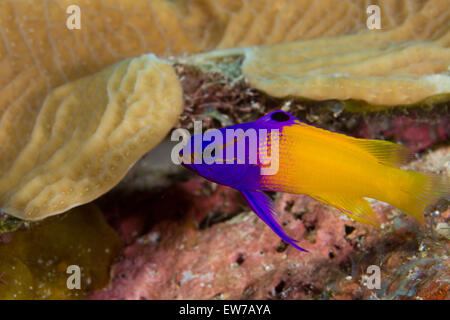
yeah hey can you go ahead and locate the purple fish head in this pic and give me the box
[180,110,309,252]
[180,128,260,189]
[180,110,299,190]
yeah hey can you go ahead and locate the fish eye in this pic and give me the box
[270,111,290,122]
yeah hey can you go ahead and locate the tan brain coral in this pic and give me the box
[0,54,182,220]
[241,38,450,106]
[218,0,450,105]
[187,0,450,106]
[209,0,449,48]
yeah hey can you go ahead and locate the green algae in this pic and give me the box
[0,214,23,235]
[0,205,122,299]
[183,48,245,82]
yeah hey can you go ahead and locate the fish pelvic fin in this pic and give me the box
[354,139,414,167]
[240,190,307,252]
[311,194,380,227]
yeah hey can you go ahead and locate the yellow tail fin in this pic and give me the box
[388,171,449,224]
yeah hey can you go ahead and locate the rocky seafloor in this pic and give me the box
[85,143,449,300]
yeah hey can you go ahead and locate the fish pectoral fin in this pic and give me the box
[311,194,380,227]
[240,190,307,252]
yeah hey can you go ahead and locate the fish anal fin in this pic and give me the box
[355,139,414,167]
[241,190,307,252]
[311,194,380,227]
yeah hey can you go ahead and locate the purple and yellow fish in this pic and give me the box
[180,111,449,251]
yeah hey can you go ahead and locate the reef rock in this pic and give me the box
[89,147,449,300]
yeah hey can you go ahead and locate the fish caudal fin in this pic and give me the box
[353,138,449,224]
[387,171,449,225]
[310,194,380,226]
[241,190,307,252]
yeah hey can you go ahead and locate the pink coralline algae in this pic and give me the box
[354,114,449,152]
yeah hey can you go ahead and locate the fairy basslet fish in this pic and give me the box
[179,110,449,251]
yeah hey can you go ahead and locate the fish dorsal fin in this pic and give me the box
[241,190,307,252]
[293,121,414,167]
[311,193,380,227]
[353,139,414,168]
